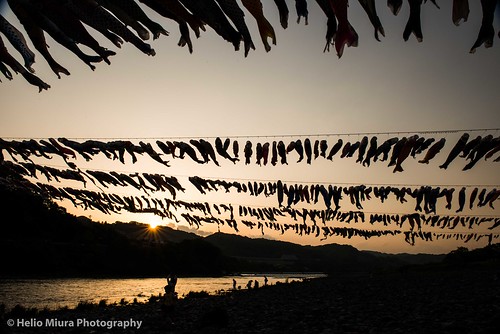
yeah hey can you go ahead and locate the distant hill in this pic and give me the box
[110,220,200,244]
[363,250,445,266]
[204,232,424,273]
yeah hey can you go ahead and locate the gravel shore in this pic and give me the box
[2,264,499,334]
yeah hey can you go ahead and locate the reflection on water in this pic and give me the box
[0,274,325,310]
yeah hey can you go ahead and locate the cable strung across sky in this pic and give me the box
[1,131,499,172]
[2,127,500,141]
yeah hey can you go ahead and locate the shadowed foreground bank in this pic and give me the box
[2,264,499,334]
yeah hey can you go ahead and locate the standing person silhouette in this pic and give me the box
[162,274,178,318]
[167,274,178,293]
[232,278,237,290]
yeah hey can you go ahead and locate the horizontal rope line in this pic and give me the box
[426,231,500,235]
[1,128,499,141]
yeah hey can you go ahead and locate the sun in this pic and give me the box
[148,221,160,230]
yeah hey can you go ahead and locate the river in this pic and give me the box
[0,273,325,310]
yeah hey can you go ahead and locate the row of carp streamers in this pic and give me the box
[1,166,499,245]
[0,0,498,91]
[1,156,500,213]
[1,132,499,171]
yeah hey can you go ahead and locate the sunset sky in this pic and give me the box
[1,0,499,254]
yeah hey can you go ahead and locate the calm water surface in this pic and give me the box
[0,274,324,310]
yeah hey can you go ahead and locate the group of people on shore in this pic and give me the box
[233,276,269,290]
[162,274,279,311]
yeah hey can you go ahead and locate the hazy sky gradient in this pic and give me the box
[1,1,499,254]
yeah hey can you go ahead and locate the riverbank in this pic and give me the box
[2,264,499,333]
[0,274,323,311]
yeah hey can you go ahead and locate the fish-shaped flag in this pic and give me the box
[256,142,263,165]
[330,0,359,58]
[388,137,407,167]
[271,141,278,166]
[387,0,403,15]
[150,0,206,37]
[99,0,168,40]
[278,140,287,164]
[0,35,50,92]
[460,135,481,158]
[244,140,253,165]
[439,133,469,169]
[418,138,446,164]
[463,135,494,170]
[9,0,103,71]
[0,14,35,72]
[101,2,151,40]
[242,0,277,52]
[393,135,418,172]
[7,0,70,78]
[215,0,256,57]
[452,0,470,26]
[49,138,76,159]
[479,188,498,208]
[215,137,239,163]
[346,141,360,158]
[296,0,309,25]
[0,61,12,80]
[304,138,312,164]
[410,137,425,158]
[470,0,496,53]
[484,138,500,160]
[174,141,204,163]
[262,142,270,165]
[36,0,116,65]
[65,0,155,56]
[404,0,424,42]
[485,189,499,209]
[356,136,369,163]
[442,188,455,210]
[358,0,385,41]
[190,139,209,163]
[139,0,200,53]
[341,141,351,158]
[199,139,219,166]
[292,139,303,162]
[233,140,239,158]
[414,137,435,155]
[314,140,320,159]
[316,0,338,52]
[456,187,466,213]
[179,0,241,51]
[139,141,169,166]
[320,140,328,158]
[469,187,478,209]
[274,0,290,29]
[363,136,378,167]
[327,139,343,160]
